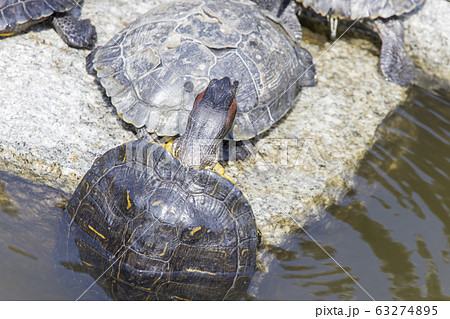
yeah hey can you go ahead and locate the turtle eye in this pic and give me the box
[180,226,207,244]
[184,81,194,92]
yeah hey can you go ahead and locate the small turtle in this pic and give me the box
[297,0,425,85]
[65,78,259,301]
[87,0,315,141]
[0,0,96,49]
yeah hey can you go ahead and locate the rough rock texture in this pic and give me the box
[0,0,447,284]
[404,0,450,87]
[0,0,159,191]
[230,30,405,248]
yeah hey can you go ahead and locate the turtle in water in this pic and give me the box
[64,78,259,301]
[296,0,425,85]
[86,0,315,141]
[0,0,96,49]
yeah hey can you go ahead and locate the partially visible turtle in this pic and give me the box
[297,0,425,85]
[87,0,315,141]
[250,0,303,43]
[0,0,96,49]
[65,78,259,301]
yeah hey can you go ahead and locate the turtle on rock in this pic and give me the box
[0,0,96,49]
[296,0,425,85]
[64,78,259,301]
[86,0,316,141]
[250,0,304,43]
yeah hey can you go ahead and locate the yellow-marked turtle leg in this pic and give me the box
[163,138,176,155]
[212,162,234,183]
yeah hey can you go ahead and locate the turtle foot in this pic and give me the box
[52,14,97,49]
[374,18,414,86]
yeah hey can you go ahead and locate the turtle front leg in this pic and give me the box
[52,13,97,49]
[373,18,414,86]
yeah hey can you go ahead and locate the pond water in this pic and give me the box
[0,86,448,300]
[251,87,450,300]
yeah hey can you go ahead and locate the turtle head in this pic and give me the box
[174,77,239,169]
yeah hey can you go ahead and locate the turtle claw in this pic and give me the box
[52,14,97,49]
[328,16,339,41]
[374,19,414,86]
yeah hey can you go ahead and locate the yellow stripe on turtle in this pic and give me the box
[88,225,106,239]
[126,224,142,243]
[158,242,168,256]
[126,190,132,209]
[185,268,216,276]
[82,260,93,267]
[209,181,219,195]
[172,296,191,301]
[0,32,17,36]
[163,138,175,154]
[231,201,237,215]
[190,226,202,236]
[117,258,123,279]
[152,200,162,206]
[212,162,234,183]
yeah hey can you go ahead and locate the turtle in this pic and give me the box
[250,0,304,43]
[0,0,96,49]
[86,0,316,142]
[64,77,259,301]
[296,0,425,85]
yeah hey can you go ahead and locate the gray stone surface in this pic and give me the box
[0,0,447,271]
[404,0,450,86]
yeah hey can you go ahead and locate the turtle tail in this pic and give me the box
[294,46,316,87]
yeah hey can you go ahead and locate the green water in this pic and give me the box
[251,87,450,300]
[0,87,448,300]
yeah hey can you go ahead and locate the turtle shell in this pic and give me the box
[297,0,424,20]
[66,140,258,301]
[88,0,315,140]
[0,0,75,34]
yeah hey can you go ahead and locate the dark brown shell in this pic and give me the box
[66,140,258,300]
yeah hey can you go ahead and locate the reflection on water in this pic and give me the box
[0,171,109,300]
[0,86,449,300]
[0,171,68,300]
[254,87,450,300]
